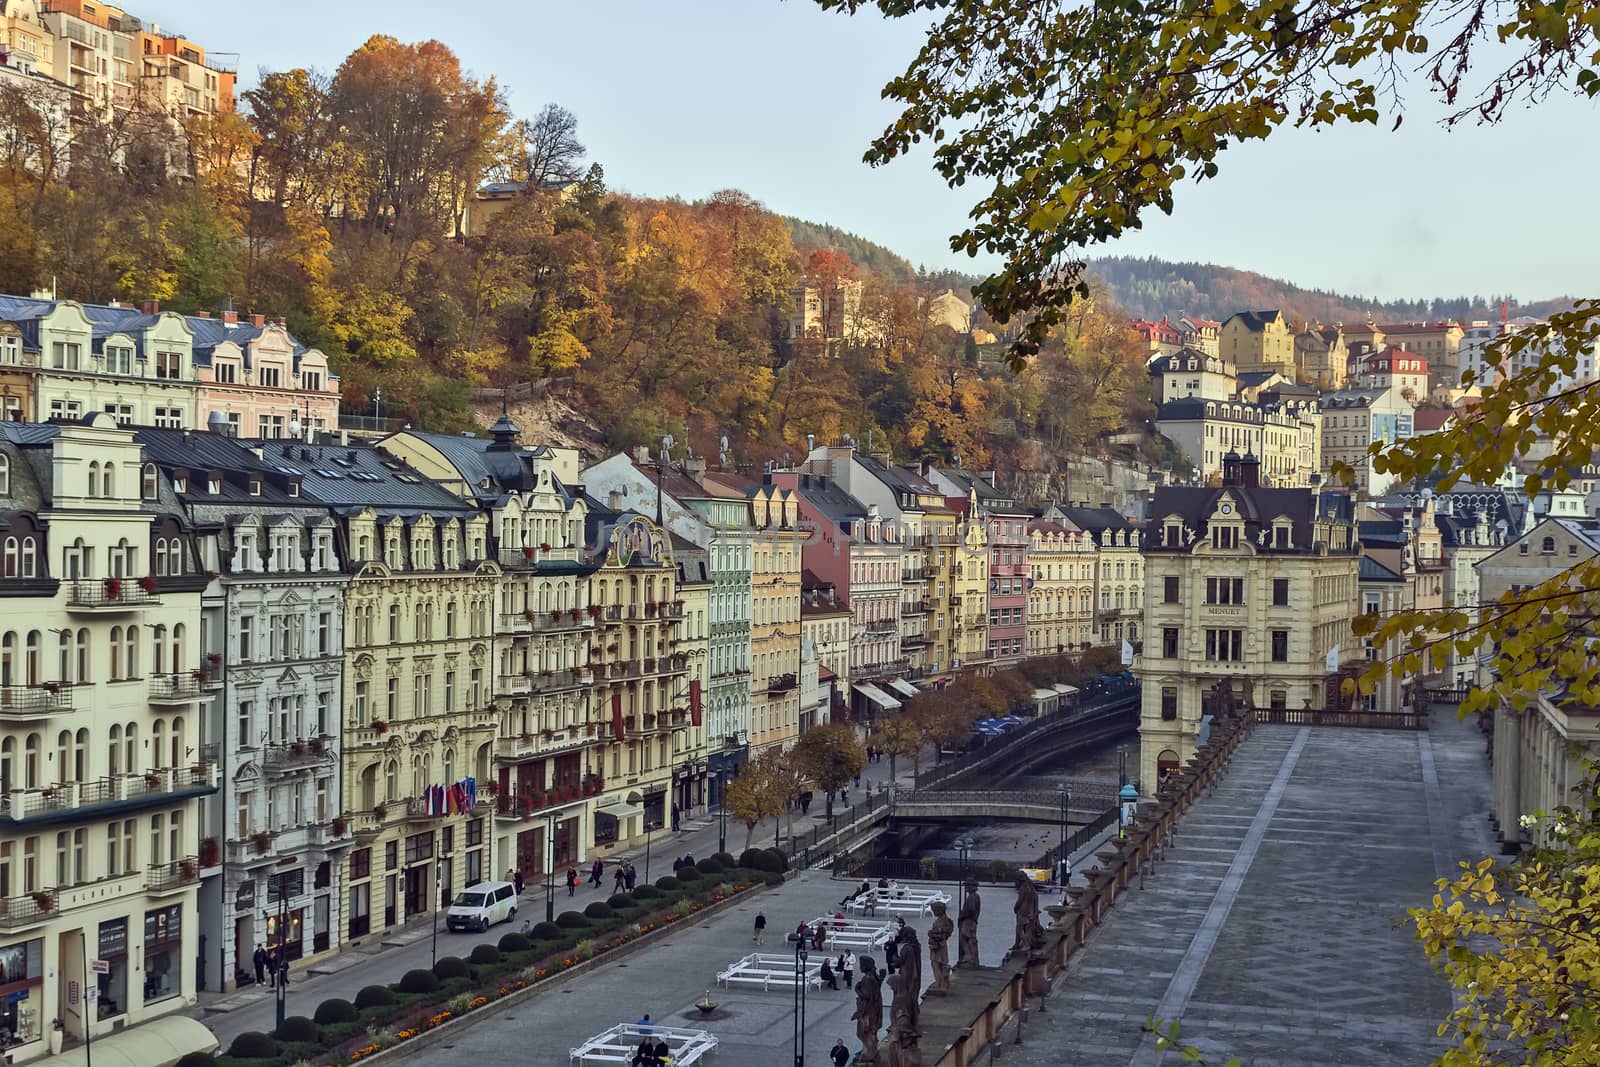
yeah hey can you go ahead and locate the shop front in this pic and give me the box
[0,937,44,1058]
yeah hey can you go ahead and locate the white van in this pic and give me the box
[446,880,517,932]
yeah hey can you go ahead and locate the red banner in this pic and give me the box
[689,679,703,727]
[612,692,625,741]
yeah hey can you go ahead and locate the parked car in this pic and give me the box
[446,880,517,932]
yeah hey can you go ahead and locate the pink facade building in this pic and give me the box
[191,313,340,438]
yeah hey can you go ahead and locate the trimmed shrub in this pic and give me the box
[468,943,501,965]
[712,851,736,868]
[273,1015,320,1043]
[398,968,439,994]
[654,876,681,891]
[741,850,784,874]
[556,910,590,929]
[607,892,633,909]
[354,985,396,1009]
[761,870,786,886]
[696,857,726,875]
[176,1054,220,1067]
[531,921,562,941]
[765,846,788,867]
[737,848,766,868]
[226,1032,278,1058]
[433,956,470,980]
[498,931,532,953]
[631,884,661,899]
[674,867,702,883]
[313,998,356,1025]
[583,901,615,920]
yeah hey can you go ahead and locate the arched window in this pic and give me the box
[154,538,167,575]
[123,722,137,774]
[20,536,35,578]
[151,719,165,769]
[73,728,88,781]
[1542,536,1556,554]
[24,630,38,684]
[109,626,123,679]
[75,628,89,683]
[111,538,130,578]
[124,627,137,678]
[170,715,183,766]
[2,537,15,577]
[141,463,158,500]
[57,729,71,781]
[101,462,113,498]
[152,625,167,674]
[108,723,122,775]
[360,764,378,808]
[0,631,12,687]
[23,731,39,788]
[57,629,71,683]
[170,623,185,673]
[442,747,455,786]
[384,759,398,801]
[0,453,9,495]
[168,539,183,575]
[0,735,13,790]
[86,461,100,498]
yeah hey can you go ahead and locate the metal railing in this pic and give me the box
[145,857,200,893]
[0,685,74,713]
[0,892,59,929]
[68,580,160,608]
[148,672,217,701]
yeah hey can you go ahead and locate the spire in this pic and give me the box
[487,408,520,451]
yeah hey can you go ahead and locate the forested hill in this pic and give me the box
[1088,255,1574,325]
[784,218,917,283]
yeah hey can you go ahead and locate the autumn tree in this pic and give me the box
[792,723,867,821]
[494,103,587,188]
[724,750,786,851]
[874,714,925,782]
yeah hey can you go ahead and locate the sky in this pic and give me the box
[147,0,1596,303]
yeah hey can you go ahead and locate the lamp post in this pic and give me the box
[786,930,810,1067]
[264,883,289,1030]
[716,769,728,855]
[1117,744,1128,789]
[431,860,443,969]
[545,811,558,923]
[955,834,973,912]
[1057,784,1071,888]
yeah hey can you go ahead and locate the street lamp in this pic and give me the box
[716,769,728,855]
[545,811,559,923]
[431,860,441,969]
[263,885,289,1030]
[1056,784,1071,888]
[955,834,974,911]
[786,930,810,1067]
[1117,744,1128,789]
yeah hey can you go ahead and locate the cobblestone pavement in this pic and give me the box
[1005,711,1495,1067]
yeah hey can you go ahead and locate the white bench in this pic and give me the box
[571,1023,719,1065]
[845,889,951,917]
[715,953,824,992]
[804,916,896,951]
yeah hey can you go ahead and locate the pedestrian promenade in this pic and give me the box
[1008,710,1494,1066]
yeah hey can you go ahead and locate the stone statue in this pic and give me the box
[892,925,922,1031]
[926,901,954,994]
[886,969,922,1067]
[1010,871,1044,959]
[956,880,981,969]
[853,956,884,1064]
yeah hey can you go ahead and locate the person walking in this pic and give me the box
[614,865,627,893]
[591,858,604,887]
[839,950,854,989]
[624,862,637,892]
[753,911,767,945]
[513,868,525,896]
[567,866,579,897]
[830,1038,852,1066]
[266,947,279,988]
[251,944,267,985]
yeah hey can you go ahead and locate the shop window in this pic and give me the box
[143,905,183,1004]
[95,918,129,1020]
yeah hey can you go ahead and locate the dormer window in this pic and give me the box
[207,475,221,494]
[259,365,282,388]
[214,362,237,384]
[249,478,262,496]
[154,350,181,379]
[1164,522,1182,547]
[303,370,322,392]
[173,474,186,494]
[1213,525,1240,550]
[105,345,133,375]
[286,480,300,497]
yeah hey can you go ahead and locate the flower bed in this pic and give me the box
[216,862,767,1067]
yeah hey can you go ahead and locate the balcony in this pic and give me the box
[0,684,75,718]
[496,725,600,762]
[901,601,926,617]
[502,609,595,635]
[948,595,964,607]
[496,674,532,698]
[767,673,798,694]
[864,620,898,636]
[530,668,589,694]
[145,857,200,895]
[261,738,334,775]
[497,545,580,569]
[1,764,217,824]
[0,892,59,931]
[492,779,602,821]
[149,671,221,704]
[920,565,939,579]
[67,579,161,613]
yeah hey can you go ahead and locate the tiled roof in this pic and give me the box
[1224,310,1284,332]
[1055,506,1133,536]
[1413,408,1457,433]
[247,438,475,515]
[1147,487,1354,554]
[1360,555,1404,582]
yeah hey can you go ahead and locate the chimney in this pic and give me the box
[196,310,211,318]
[221,310,239,325]
[870,451,891,466]
[1221,450,1242,487]
[250,313,266,328]
[632,445,652,465]
[805,434,815,453]
[140,299,160,315]
[684,456,707,484]
[608,490,624,510]
[1240,452,1262,489]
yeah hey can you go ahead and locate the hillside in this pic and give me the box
[1087,255,1575,326]
[784,217,917,283]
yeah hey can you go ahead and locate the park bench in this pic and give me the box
[570,1022,719,1064]
[715,953,823,992]
[844,888,950,917]
[804,916,896,952]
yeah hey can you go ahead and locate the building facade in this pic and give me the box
[1148,348,1236,404]
[1026,520,1097,655]
[1053,506,1142,647]
[1319,387,1416,496]
[1155,398,1305,487]
[1220,310,1295,375]
[1136,470,1361,788]
[744,482,803,750]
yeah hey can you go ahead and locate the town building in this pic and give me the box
[1295,325,1347,388]
[380,420,604,896]
[580,500,688,851]
[1178,316,1221,356]
[133,425,349,992]
[0,13,71,178]
[1351,346,1429,402]
[1319,387,1416,496]
[1458,316,1597,393]
[923,467,1029,667]
[1026,519,1097,654]
[1155,398,1304,487]
[669,536,711,820]
[579,450,753,796]
[1137,458,1362,787]
[1491,686,1600,851]
[288,442,499,947]
[739,479,804,751]
[1129,317,1182,357]
[916,494,964,677]
[800,570,851,729]
[1357,497,1445,711]
[1147,347,1236,404]
[0,415,215,1063]
[1369,322,1463,385]
[949,496,991,673]
[923,290,973,335]
[1220,310,1295,376]
[1049,505,1143,647]
[1256,384,1323,487]
[786,277,865,346]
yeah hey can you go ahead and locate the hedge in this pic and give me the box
[556,910,590,929]
[226,1031,279,1058]
[469,944,501,965]
[273,1015,320,1043]
[313,998,356,1025]
[433,956,470,980]
[632,884,661,899]
[737,848,766,868]
[398,968,439,994]
[712,851,736,867]
[607,892,633,909]
[695,857,725,875]
[654,876,681,891]
[531,921,562,940]
[498,931,532,952]
[175,1054,219,1067]
[355,984,396,1009]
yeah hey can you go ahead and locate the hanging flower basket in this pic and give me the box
[32,891,54,911]
[524,608,536,622]
[540,542,552,552]
[144,772,161,789]
[570,607,583,621]
[372,720,389,734]
[645,603,658,617]
[521,733,534,744]
[105,577,123,599]
[587,605,602,617]
[139,575,158,593]
[332,817,348,835]
[292,740,307,756]
[207,652,223,666]
[551,610,563,622]
[523,547,536,559]
[179,858,197,880]
[253,831,271,853]
[310,738,325,755]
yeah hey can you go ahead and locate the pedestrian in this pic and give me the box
[820,956,838,990]
[266,947,278,987]
[252,944,267,985]
[591,858,604,887]
[671,856,684,873]
[839,950,854,989]
[800,792,812,815]
[683,853,695,867]
[651,1037,670,1065]
[625,862,637,892]
[567,866,578,897]
[513,869,525,896]
[841,787,848,805]
[614,865,627,893]
[671,803,681,832]
[637,1013,653,1033]
[631,1037,654,1067]
[853,773,861,789]
[831,1038,852,1066]
[277,958,290,990]
[753,911,767,945]
[884,935,899,975]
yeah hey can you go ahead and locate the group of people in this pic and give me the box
[629,1016,672,1066]
[503,868,526,896]
[818,948,857,990]
[249,943,290,988]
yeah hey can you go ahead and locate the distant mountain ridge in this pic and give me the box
[1086,255,1574,327]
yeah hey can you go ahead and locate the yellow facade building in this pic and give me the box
[744,483,803,749]
[1221,310,1296,376]
[1026,520,1098,655]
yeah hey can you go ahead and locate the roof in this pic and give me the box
[133,429,305,505]
[1055,506,1133,536]
[789,473,870,529]
[1360,555,1404,582]
[1148,486,1356,555]
[854,453,923,499]
[1236,370,1283,389]
[1376,321,1461,334]
[1223,310,1285,332]
[395,429,577,506]
[250,438,476,516]
[1413,408,1458,433]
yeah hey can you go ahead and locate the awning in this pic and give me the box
[886,678,921,700]
[854,683,901,711]
[593,801,644,823]
[1032,688,1057,701]
[1052,684,1079,696]
[51,1015,218,1067]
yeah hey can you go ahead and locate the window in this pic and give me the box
[1204,628,1243,661]
[1204,577,1244,605]
[1160,687,1178,720]
[1540,536,1556,554]
[238,616,254,661]
[258,414,285,438]
[154,351,181,379]
[0,454,7,496]
[1161,627,1179,658]
[1272,578,1289,606]
[153,406,182,428]
[105,344,134,375]
[214,362,237,383]
[48,399,82,420]
[1213,525,1239,549]
[354,681,369,725]
[303,370,323,391]
[1364,594,1380,615]
[318,612,331,654]
[1163,576,1179,603]
[1270,630,1289,662]
[51,340,81,370]
[259,365,282,388]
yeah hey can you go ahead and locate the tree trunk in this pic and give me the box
[743,823,755,851]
